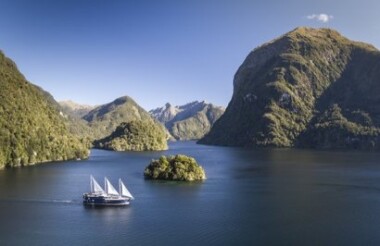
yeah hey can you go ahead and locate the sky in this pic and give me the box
[0,0,379,110]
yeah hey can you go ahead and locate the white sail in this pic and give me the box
[119,179,134,199]
[90,175,105,194]
[104,177,120,196]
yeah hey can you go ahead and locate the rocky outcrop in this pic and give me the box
[150,102,181,124]
[59,100,95,118]
[150,101,225,140]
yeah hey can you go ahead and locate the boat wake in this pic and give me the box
[0,198,80,205]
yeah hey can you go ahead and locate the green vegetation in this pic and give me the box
[94,120,168,151]
[144,155,206,181]
[60,96,171,150]
[199,27,380,150]
[298,104,380,150]
[83,96,155,140]
[170,105,224,140]
[58,100,95,141]
[0,51,90,168]
[62,115,94,142]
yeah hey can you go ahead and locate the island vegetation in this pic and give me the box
[82,96,156,140]
[94,120,168,151]
[144,154,206,181]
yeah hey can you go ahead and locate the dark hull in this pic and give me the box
[83,193,130,207]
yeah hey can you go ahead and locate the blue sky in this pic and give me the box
[0,0,379,110]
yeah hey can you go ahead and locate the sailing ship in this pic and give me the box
[83,175,134,206]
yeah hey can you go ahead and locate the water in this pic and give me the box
[1,141,380,245]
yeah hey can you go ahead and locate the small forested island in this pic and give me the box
[144,155,206,181]
[93,120,168,151]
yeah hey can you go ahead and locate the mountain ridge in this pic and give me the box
[82,96,156,140]
[200,27,380,150]
[0,51,89,168]
[150,101,225,140]
[59,100,95,118]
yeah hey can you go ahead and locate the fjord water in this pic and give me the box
[1,142,380,245]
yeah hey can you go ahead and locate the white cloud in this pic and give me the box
[307,13,333,23]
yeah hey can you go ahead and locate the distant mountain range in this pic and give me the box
[150,101,225,140]
[59,100,95,118]
[200,27,380,150]
[3,26,380,170]
[61,98,224,143]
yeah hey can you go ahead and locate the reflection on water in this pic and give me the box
[83,205,133,225]
[1,142,380,245]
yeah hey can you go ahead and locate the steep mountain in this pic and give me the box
[83,96,164,140]
[199,27,380,150]
[59,100,95,118]
[0,51,89,168]
[58,100,95,140]
[61,113,94,141]
[150,102,182,124]
[150,101,225,140]
[94,120,168,151]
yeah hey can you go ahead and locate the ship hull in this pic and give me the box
[83,193,130,207]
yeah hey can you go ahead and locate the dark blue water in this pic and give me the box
[1,141,380,245]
